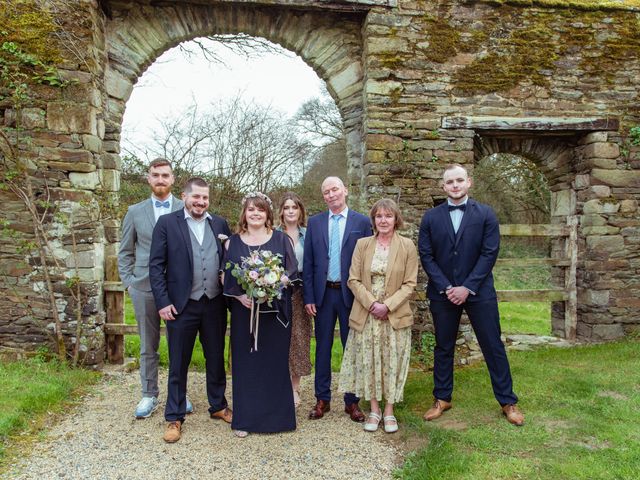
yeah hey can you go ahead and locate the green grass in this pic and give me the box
[500,302,551,335]
[495,238,553,335]
[0,358,99,468]
[394,338,640,479]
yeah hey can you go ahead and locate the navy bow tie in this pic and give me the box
[448,204,466,212]
[155,200,170,208]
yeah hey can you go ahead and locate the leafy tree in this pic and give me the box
[473,153,550,225]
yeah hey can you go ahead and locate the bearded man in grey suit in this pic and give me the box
[118,158,193,418]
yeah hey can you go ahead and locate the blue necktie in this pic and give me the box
[155,200,170,208]
[328,214,341,281]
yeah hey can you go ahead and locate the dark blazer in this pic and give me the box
[303,208,372,308]
[149,209,231,314]
[418,198,499,303]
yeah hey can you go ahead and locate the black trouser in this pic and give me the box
[165,294,228,422]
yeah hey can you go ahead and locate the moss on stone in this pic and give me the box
[0,0,61,64]
[449,6,640,95]
[593,15,640,78]
[478,0,640,11]
[378,53,405,70]
[454,20,558,95]
[422,15,462,63]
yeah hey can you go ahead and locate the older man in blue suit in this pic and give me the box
[149,177,233,443]
[303,177,372,421]
[418,164,524,426]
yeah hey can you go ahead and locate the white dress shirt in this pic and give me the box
[184,209,211,245]
[448,197,467,234]
[152,194,173,222]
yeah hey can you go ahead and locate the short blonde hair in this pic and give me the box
[370,198,404,232]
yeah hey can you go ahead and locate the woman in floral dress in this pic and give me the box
[339,198,418,433]
[276,192,312,408]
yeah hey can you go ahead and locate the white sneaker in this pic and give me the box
[135,396,159,419]
[186,397,194,414]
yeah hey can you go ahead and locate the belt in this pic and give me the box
[326,281,341,289]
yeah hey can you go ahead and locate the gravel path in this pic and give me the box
[6,368,401,480]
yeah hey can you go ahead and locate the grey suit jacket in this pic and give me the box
[118,196,184,292]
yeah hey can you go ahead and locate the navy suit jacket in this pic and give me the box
[418,198,499,303]
[149,209,231,314]
[303,209,372,308]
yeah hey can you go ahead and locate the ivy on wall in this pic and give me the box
[0,0,64,104]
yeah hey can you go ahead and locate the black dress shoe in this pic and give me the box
[309,400,330,419]
[345,403,365,422]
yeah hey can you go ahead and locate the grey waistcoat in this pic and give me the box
[188,223,221,300]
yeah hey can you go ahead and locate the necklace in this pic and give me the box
[377,236,391,249]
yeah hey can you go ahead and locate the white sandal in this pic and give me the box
[364,411,382,432]
[383,415,398,433]
[233,429,248,438]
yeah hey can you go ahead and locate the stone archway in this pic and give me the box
[102,3,367,192]
[2,0,639,365]
[467,122,631,342]
[473,133,579,338]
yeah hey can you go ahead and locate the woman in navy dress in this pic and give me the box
[223,192,297,437]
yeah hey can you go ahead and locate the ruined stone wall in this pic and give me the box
[0,0,110,363]
[361,1,640,339]
[1,0,639,364]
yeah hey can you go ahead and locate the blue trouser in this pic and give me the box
[165,294,228,422]
[430,299,518,406]
[314,286,358,405]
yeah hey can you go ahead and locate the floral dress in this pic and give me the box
[338,244,412,404]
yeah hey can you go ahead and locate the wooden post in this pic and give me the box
[564,216,578,340]
[104,255,125,363]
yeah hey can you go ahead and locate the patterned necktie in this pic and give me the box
[328,214,341,281]
[155,200,170,208]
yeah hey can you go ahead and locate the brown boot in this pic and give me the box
[163,420,182,443]
[502,404,524,426]
[423,399,452,421]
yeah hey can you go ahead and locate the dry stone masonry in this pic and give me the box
[0,0,638,364]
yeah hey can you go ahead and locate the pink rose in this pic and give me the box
[249,270,259,280]
[281,275,290,286]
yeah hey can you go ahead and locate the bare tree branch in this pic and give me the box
[178,34,291,68]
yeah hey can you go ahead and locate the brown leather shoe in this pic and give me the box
[502,404,524,426]
[163,421,182,443]
[344,403,366,423]
[308,399,330,419]
[210,407,233,424]
[423,399,452,421]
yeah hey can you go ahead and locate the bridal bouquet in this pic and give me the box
[227,249,290,307]
[227,249,291,351]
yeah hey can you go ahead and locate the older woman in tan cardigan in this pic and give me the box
[338,198,418,433]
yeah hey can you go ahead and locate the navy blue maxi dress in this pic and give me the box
[223,230,297,433]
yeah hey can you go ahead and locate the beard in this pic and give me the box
[188,206,207,219]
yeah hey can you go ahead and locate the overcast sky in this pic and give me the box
[121,37,324,159]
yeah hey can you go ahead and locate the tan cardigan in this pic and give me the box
[347,232,418,332]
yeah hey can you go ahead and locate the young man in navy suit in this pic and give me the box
[149,177,233,442]
[303,177,373,422]
[418,164,524,426]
